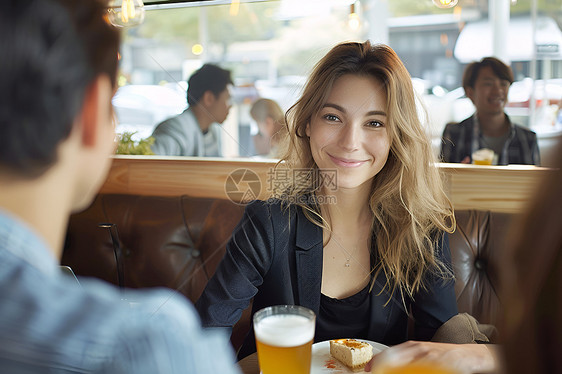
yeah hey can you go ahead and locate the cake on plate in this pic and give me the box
[329,338,373,372]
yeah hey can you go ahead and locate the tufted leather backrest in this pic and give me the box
[449,210,513,326]
[63,195,514,349]
[63,194,245,299]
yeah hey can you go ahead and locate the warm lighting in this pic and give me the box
[192,44,204,56]
[348,13,360,30]
[107,0,145,28]
[432,0,458,9]
[348,3,360,31]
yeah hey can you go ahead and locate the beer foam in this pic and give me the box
[472,148,495,161]
[254,314,315,347]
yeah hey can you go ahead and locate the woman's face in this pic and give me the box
[306,74,391,191]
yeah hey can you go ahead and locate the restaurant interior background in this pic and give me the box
[112,0,562,165]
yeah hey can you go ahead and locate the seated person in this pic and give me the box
[250,98,286,158]
[151,64,233,157]
[440,57,540,165]
[196,41,494,373]
[0,1,239,372]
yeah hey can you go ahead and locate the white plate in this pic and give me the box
[311,340,388,373]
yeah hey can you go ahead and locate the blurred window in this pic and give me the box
[115,0,562,161]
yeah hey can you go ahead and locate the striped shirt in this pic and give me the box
[0,210,240,374]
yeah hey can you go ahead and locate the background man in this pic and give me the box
[440,57,540,165]
[151,64,233,157]
[0,1,239,372]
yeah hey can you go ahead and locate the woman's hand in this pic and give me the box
[364,341,498,373]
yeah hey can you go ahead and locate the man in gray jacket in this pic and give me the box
[151,64,233,157]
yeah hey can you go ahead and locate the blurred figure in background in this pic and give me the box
[250,98,286,158]
[0,1,239,372]
[440,57,540,166]
[151,64,233,157]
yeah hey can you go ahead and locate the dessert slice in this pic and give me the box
[330,338,373,372]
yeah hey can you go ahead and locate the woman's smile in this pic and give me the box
[328,154,369,168]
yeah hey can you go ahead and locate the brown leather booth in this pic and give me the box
[449,210,512,327]
[62,194,514,350]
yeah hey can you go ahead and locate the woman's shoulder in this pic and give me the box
[245,198,280,210]
[244,198,295,216]
[244,198,311,224]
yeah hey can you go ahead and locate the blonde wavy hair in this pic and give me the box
[275,41,456,299]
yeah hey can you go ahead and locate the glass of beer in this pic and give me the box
[253,305,316,374]
[472,148,495,165]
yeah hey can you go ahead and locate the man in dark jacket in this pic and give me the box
[440,57,540,165]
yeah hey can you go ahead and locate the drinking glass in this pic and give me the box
[253,305,316,374]
[472,148,495,165]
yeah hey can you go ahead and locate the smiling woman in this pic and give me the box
[193,42,482,369]
[276,41,455,304]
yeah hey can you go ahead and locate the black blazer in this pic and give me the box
[195,200,458,359]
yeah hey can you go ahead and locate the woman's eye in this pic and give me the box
[323,114,340,122]
[366,120,384,128]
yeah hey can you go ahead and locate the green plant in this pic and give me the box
[116,131,155,155]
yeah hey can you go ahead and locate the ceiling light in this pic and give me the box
[432,0,459,9]
[108,0,145,28]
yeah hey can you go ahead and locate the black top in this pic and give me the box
[195,200,458,359]
[316,283,371,342]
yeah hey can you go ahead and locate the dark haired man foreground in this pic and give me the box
[151,64,233,156]
[440,57,540,165]
[0,1,239,372]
